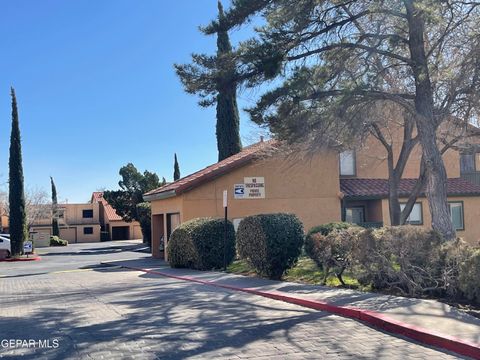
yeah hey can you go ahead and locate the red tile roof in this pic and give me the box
[340,178,480,199]
[91,192,123,221]
[144,140,276,198]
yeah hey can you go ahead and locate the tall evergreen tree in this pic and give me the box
[215,1,242,161]
[175,1,242,162]
[173,153,181,181]
[50,176,60,236]
[8,87,28,256]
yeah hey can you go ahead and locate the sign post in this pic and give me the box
[23,241,33,258]
[223,190,228,271]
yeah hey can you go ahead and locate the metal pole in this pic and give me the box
[224,205,227,271]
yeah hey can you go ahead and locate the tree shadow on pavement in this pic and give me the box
[0,268,465,360]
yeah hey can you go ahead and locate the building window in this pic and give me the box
[83,227,93,235]
[340,150,356,176]
[460,153,475,173]
[345,207,365,224]
[82,209,93,218]
[448,202,464,231]
[400,203,423,225]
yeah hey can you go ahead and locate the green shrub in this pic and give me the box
[353,226,445,296]
[306,227,363,285]
[305,222,353,268]
[167,217,235,270]
[307,222,352,237]
[236,213,304,280]
[458,248,480,304]
[50,236,68,246]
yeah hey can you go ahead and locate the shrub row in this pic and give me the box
[167,217,236,270]
[304,225,480,304]
[168,213,304,279]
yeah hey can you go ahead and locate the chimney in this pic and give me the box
[260,135,264,142]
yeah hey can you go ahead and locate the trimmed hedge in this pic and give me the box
[307,222,352,237]
[50,236,68,246]
[458,249,480,304]
[236,213,304,280]
[167,217,235,270]
[304,224,480,304]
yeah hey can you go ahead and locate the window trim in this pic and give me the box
[448,201,465,231]
[339,150,357,177]
[82,209,94,219]
[345,206,366,224]
[460,152,476,174]
[400,202,423,225]
[83,227,94,235]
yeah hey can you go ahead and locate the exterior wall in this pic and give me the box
[74,224,101,243]
[344,200,383,223]
[380,197,480,246]
[29,202,102,243]
[62,203,100,225]
[355,129,460,179]
[107,220,143,240]
[150,150,342,260]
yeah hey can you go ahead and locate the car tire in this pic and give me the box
[6,250,10,258]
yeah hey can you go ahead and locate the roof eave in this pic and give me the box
[143,190,177,202]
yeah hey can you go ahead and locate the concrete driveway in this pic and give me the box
[0,242,466,359]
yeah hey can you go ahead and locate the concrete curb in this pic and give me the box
[0,255,41,262]
[115,264,480,359]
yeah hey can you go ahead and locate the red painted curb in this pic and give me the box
[121,265,480,359]
[0,256,41,262]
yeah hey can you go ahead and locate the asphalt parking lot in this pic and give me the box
[0,242,467,359]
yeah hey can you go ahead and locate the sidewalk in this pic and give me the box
[103,257,480,359]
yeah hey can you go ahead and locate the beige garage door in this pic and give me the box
[60,228,77,243]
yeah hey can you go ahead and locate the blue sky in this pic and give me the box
[0,0,264,203]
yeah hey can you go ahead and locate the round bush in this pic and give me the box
[236,213,304,280]
[49,236,68,246]
[305,222,353,266]
[458,249,480,304]
[167,217,235,270]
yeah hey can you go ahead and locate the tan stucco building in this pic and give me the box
[145,135,480,260]
[30,202,102,243]
[29,192,141,244]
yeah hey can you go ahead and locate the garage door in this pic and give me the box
[60,228,77,243]
[111,226,129,241]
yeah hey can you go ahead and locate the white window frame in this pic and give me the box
[448,202,464,231]
[400,203,423,225]
[340,150,356,176]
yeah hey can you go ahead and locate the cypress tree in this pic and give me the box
[173,153,181,181]
[215,1,242,161]
[51,176,60,236]
[8,87,28,256]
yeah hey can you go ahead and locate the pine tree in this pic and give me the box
[51,177,60,236]
[8,87,28,256]
[173,153,181,181]
[215,1,242,161]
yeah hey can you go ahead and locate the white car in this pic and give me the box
[0,235,11,257]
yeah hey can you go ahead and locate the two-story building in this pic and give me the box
[30,201,102,243]
[29,192,142,243]
[144,135,480,260]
